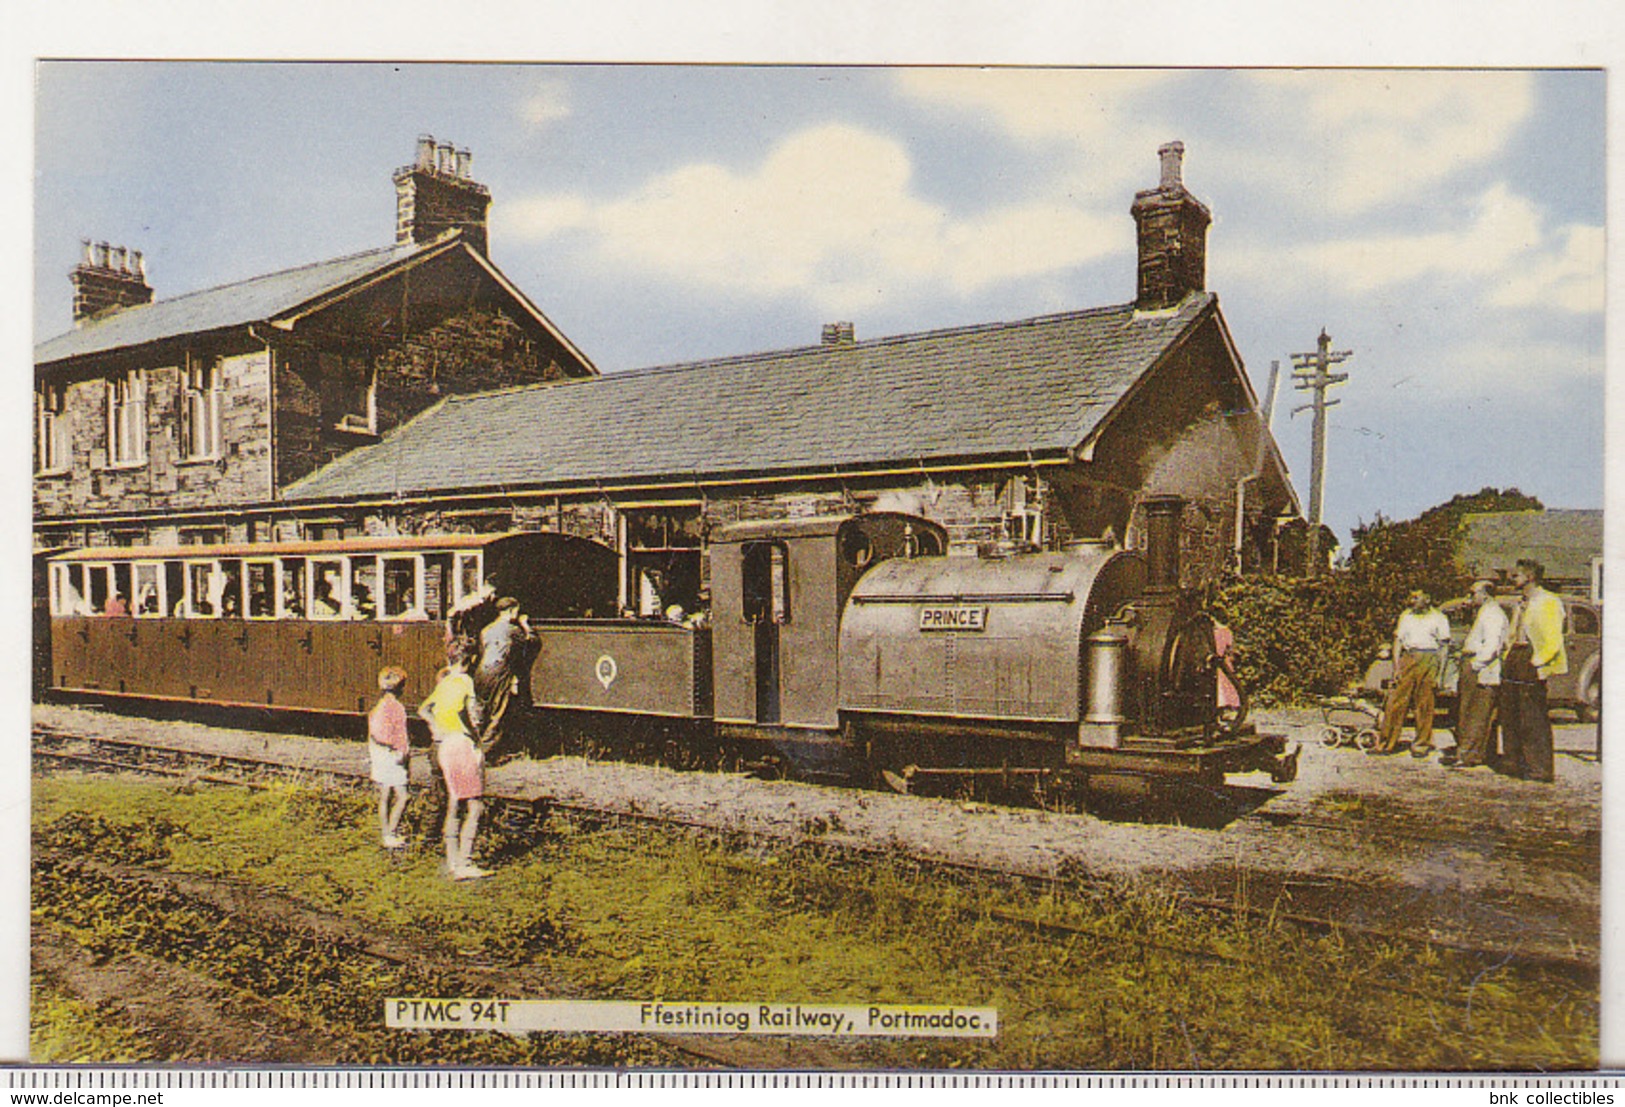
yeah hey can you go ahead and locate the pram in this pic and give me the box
[1311,694,1384,750]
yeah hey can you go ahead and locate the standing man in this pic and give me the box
[1499,559,1566,783]
[1375,589,1452,757]
[1444,580,1509,770]
[473,596,535,763]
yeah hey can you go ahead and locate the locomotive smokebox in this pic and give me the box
[1142,495,1185,593]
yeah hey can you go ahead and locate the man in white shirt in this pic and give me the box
[1375,589,1452,756]
[1444,580,1510,770]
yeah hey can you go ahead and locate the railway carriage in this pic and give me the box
[45,532,616,714]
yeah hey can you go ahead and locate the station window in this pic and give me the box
[106,369,148,466]
[320,352,377,435]
[182,354,222,460]
[180,528,225,547]
[35,382,68,474]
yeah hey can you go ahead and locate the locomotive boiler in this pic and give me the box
[837,495,1297,794]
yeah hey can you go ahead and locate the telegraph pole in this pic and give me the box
[1291,330,1352,575]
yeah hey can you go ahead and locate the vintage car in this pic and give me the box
[1359,594,1602,723]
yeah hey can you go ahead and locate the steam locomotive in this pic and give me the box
[43,494,1297,795]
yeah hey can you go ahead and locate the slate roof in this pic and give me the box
[35,241,431,366]
[1459,509,1603,582]
[283,293,1218,503]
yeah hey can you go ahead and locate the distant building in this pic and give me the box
[1459,509,1603,600]
[33,135,598,552]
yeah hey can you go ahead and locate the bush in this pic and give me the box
[1213,488,1542,705]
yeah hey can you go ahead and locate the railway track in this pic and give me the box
[31,720,1600,981]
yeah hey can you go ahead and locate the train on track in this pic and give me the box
[40,494,1297,796]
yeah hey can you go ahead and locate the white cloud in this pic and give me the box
[1239,70,1537,215]
[507,123,1123,313]
[1220,183,1601,314]
[1419,338,1603,396]
[519,79,571,127]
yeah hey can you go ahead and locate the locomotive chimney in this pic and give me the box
[1142,495,1184,592]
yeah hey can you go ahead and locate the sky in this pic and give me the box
[30,63,1605,548]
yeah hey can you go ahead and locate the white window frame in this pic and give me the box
[307,558,351,621]
[244,558,280,621]
[349,555,380,621]
[36,381,69,474]
[184,559,221,619]
[106,369,148,466]
[131,560,165,618]
[50,563,88,617]
[181,353,223,461]
[379,554,425,621]
[453,552,483,607]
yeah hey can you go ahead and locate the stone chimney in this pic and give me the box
[393,134,492,255]
[821,321,855,346]
[1130,141,1211,311]
[70,239,154,325]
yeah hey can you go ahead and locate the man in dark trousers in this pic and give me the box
[1499,559,1566,783]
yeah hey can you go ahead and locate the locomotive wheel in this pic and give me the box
[1317,724,1345,749]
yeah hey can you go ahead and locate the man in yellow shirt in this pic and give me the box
[1499,559,1567,783]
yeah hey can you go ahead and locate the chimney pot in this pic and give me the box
[130,250,145,279]
[416,134,437,170]
[456,147,472,179]
[821,321,855,346]
[1158,141,1185,191]
[437,142,455,175]
[94,241,111,268]
[111,245,128,273]
[79,239,93,266]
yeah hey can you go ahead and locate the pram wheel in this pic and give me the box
[1317,724,1345,749]
[1354,728,1381,751]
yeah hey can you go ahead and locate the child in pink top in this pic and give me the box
[369,667,411,849]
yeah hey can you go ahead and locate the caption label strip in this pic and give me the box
[387,999,997,1037]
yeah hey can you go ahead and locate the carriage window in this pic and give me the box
[382,557,421,620]
[281,558,307,618]
[309,559,347,620]
[164,562,184,617]
[186,562,218,618]
[132,563,162,617]
[351,558,379,620]
[423,554,453,621]
[455,554,481,604]
[54,564,87,616]
[111,563,133,614]
[245,561,277,619]
[218,560,244,619]
[742,542,790,625]
[87,565,111,614]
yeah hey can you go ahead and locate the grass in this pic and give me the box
[31,772,1599,1070]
